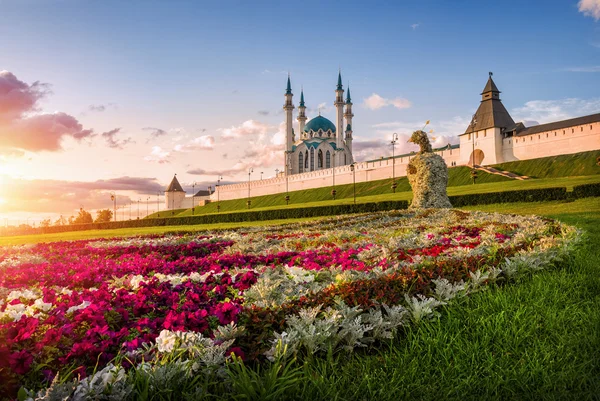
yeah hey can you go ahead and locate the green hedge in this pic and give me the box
[572,182,600,199]
[449,187,568,207]
[38,200,410,235]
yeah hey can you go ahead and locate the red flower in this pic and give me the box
[214,302,240,325]
[9,350,34,375]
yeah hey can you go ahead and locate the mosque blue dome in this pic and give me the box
[303,115,336,133]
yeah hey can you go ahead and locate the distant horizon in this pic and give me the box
[1,0,600,223]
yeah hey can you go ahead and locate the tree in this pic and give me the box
[72,208,93,225]
[40,219,51,228]
[95,209,113,223]
[54,215,67,226]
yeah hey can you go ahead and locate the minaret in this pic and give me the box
[334,71,345,163]
[344,85,354,162]
[283,74,294,174]
[297,88,307,138]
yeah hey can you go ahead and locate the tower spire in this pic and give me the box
[337,70,343,90]
[346,85,352,104]
[286,73,292,95]
[300,87,305,107]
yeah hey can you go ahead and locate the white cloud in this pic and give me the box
[144,146,171,164]
[173,135,215,152]
[411,23,420,30]
[579,0,600,20]
[219,120,271,140]
[363,93,412,110]
[511,98,600,124]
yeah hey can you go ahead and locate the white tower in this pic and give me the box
[344,86,354,163]
[334,71,345,162]
[297,88,307,137]
[283,75,294,174]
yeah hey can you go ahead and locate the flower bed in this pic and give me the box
[0,209,579,399]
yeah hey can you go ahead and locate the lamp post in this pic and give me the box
[247,168,253,209]
[192,182,196,215]
[109,192,116,222]
[146,197,150,218]
[260,171,264,180]
[350,163,356,204]
[331,150,337,200]
[156,192,160,217]
[217,175,222,213]
[470,115,478,184]
[391,133,399,193]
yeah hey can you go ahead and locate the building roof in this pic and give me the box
[513,113,600,137]
[337,71,343,90]
[462,76,514,135]
[194,190,211,197]
[299,137,337,150]
[166,175,185,192]
[304,115,336,133]
[299,90,305,107]
[346,86,352,104]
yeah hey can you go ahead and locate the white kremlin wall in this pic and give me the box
[211,147,461,202]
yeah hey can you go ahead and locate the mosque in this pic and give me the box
[283,72,354,175]
[165,73,600,208]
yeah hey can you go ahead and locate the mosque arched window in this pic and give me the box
[318,150,323,168]
[310,148,315,171]
[305,151,309,170]
[326,150,331,168]
[299,152,304,173]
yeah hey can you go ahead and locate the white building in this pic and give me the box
[284,72,354,175]
[165,74,600,207]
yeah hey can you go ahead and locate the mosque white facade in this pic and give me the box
[165,73,600,209]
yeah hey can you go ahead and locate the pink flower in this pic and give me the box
[9,350,33,375]
[214,302,240,325]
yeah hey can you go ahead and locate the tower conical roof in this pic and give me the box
[463,75,514,135]
[299,89,305,107]
[166,175,185,192]
[346,86,352,103]
[337,71,343,90]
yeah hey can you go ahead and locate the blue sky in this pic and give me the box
[0,0,599,221]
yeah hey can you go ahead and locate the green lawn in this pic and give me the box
[492,149,600,178]
[219,197,600,400]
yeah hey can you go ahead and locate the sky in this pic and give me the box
[1,0,600,224]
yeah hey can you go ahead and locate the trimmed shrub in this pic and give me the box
[572,182,600,199]
[449,187,567,207]
[37,200,410,235]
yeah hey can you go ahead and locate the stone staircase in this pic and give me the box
[473,165,530,181]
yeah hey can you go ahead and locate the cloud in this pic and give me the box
[511,98,600,124]
[144,146,171,164]
[563,66,600,72]
[219,120,271,140]
[88,103,117,112]
[258,110,270,116]
[143,127,168,140]
[173,135,215,152]
[0,70,94,154]
[0,175,165,214]
[411,23,420,30]
[579,0,600,20]
[363,93,412,110]
[101,128,134,149]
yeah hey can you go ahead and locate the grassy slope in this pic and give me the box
[492,149,600,178]
[291,197,600,400]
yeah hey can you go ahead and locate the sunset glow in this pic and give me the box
[0,0,598,226]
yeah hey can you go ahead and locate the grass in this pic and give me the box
[222,197,597,400]
[492,149,600,178]
[0,216,323,247]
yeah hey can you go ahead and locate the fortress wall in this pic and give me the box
[502,121,600,162]
[212,148,462,202]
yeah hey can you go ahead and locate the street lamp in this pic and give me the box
[247,168,253,208]
[331,150,338,200]
[285,151,291,205]
[137,198,141,219]
[470,115,478,184]
[391,133,399,193]
[350,163,357,204]
[192,182,196,215]
[146,197,150,218]
[109,192,116,222]
[156,192,160,217]
[260,171,264,180]
[216,175,222,213]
